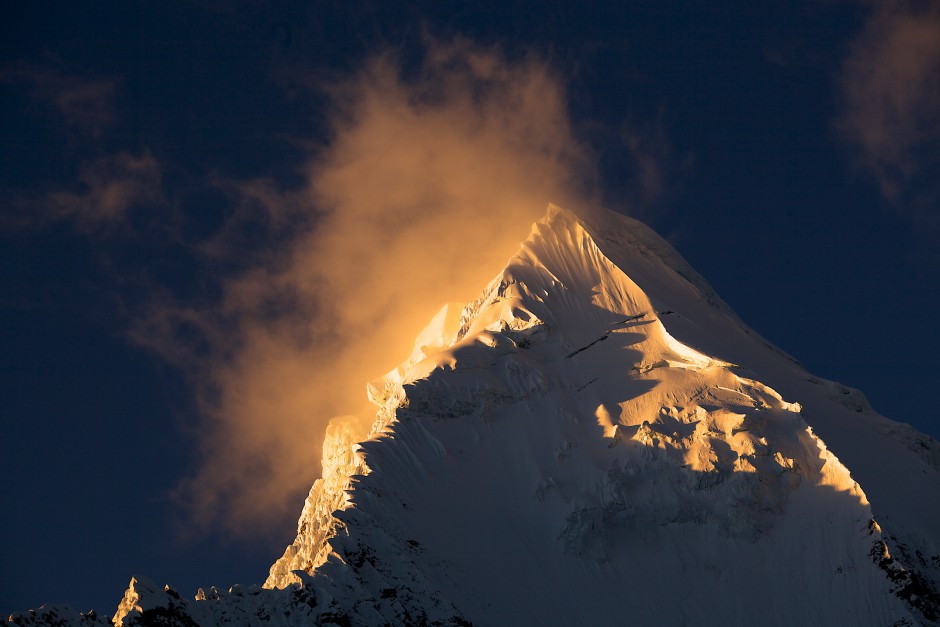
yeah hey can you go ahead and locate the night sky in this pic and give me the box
[3,1,940,618]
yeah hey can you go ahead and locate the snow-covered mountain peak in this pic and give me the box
[255,204,937,624]
[10,204,940,626]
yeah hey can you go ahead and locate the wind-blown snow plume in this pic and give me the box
[136,38,595,534]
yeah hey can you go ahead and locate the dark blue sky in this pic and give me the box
[3,1,939,618]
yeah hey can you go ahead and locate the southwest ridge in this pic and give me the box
[11,205,940,626]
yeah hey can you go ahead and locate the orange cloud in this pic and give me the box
[135,38,597,536]
[838,0,940,209]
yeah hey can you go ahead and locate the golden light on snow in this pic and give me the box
[595,404,620,439]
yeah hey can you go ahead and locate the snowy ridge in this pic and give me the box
[9,205,940,626]
[265,304,465,591]
[263,414,370,590]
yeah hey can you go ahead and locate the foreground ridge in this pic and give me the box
[11,205,940,626]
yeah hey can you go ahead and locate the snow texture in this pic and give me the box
[10,205,940,626]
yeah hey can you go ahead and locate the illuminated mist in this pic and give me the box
[135,39,596,535]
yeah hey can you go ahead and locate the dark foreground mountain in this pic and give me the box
[11,206,940,626]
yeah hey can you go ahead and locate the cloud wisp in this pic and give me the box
[3,151,162,232]
[2,66,117,138]
[1,67,163,233]
[4,151,163,233]
[136,39,597,536]
[48,152,163,229]
[838,0,940,215]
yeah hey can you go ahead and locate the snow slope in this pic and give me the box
[10,205,940,626]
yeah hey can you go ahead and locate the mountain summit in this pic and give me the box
[11,205,940,626]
